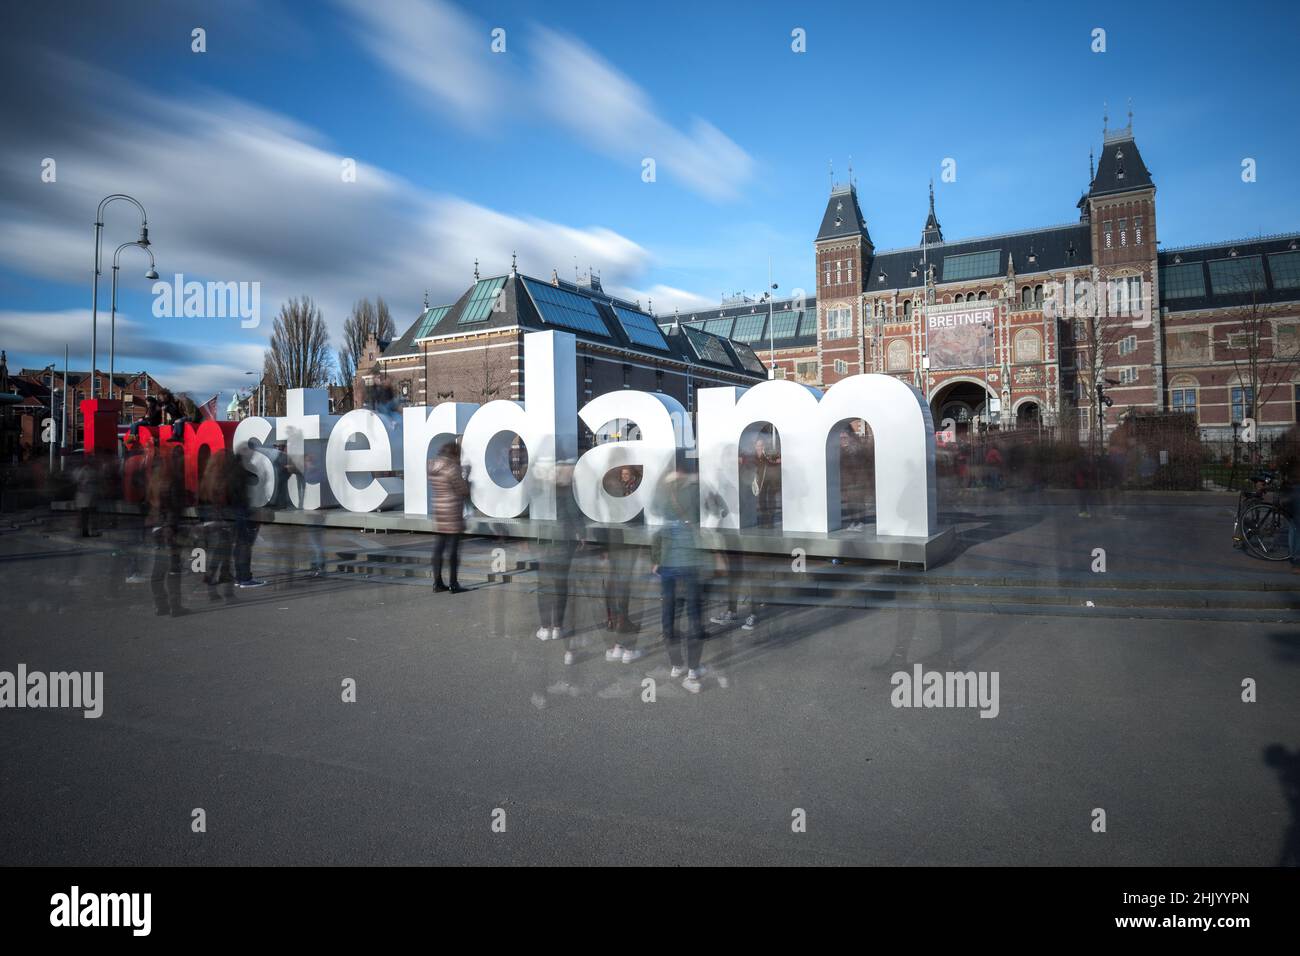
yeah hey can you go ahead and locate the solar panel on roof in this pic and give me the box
[415,305,451,338]
[729,341,767,376]
[943,249,1001,282]
[458,277,507,324]
[730,314,766,342]
[771,310,800,339]
[683,325,734,367]
[1160,262,1206,300]
[612,305,669,351]
[1269,250,1300,289]
[523,279,610,337]
[1208,256,1266,294]
[797,310,819,337]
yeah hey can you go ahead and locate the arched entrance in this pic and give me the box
[930,379,992,433]
[1015,399,1041,428]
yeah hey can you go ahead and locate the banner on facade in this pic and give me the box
[925,307,995,371]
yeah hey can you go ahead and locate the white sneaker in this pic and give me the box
[536,627,551,641]
[563,650,575,666]
[236,579,267,589]
[742,615,757,630]
[682,671,702,694]
[550,627,564,641]
[605,646,624,662]
[710,610,737,626]
[670,665,686,679]
[124,573,147,585]
[621,648,643,663]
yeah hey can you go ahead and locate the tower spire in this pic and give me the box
[921,177,943,245]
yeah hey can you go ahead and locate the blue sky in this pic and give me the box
[1,0,1297,411]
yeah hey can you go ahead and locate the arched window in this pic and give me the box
[977,290,988,301]
[1033,284,1044,305]
[902,299,913,319]
[1013,328,1042,364]
[887,339,910,371]
[1021,286,1032,305]
[954,293,965,304]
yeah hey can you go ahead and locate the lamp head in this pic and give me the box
[144,267,159,280]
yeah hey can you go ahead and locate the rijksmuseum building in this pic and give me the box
[367,117,1300,442]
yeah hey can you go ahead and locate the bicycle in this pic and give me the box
[1232,470,1295,562]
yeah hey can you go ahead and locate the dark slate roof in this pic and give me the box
[1158,233,1300,313]
[656,295,820,350]
[1089,130,1154,197]
[384,273,764,380]
[377,318,423,360]
[816,184,872,245]
[866,222,1093,292]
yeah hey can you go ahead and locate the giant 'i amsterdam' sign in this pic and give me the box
[172,331,938,539]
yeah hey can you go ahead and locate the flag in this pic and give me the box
[198,393,219,421]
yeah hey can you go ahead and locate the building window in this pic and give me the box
[847,264,853,282]
[1118,335,1138,356]
[1226,332,1256,350]
[1118,367,1138,385]
[887,340,910,371]
[902,300,912,320]
[1171,384,1198,420]
[825,306,853,340]
[1231,386,1255,423]
[772,367,787,380]
[1034,284,1044,305]
[834,359,849,375]
[1134,216,1144,245]
[977,290,988,300]
[1013,329,1041,364]
[795,360,818,384]
[1119,218,1128,247]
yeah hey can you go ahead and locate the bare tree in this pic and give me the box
[264,297,333,415]
[338,297,396,392]
[1219,264,1299,455]
[470,344,512,406]
[1056,275,1142,453]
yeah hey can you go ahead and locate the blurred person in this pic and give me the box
[428,442,469,593]
[651,465,707,693]
[73,455,101,537]
[536,461,584,657]
[143,395,162,427]
[121,433,150,584]
[984,443,1004,490]
[748,435,781,528]
[603,465,642,662]
[231,445,268,588]
[147,435,188,617]
[198,450,235,601]
[302,450,327,577]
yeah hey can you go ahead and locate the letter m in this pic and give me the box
[206,281,239,318]
[696,375,936,537]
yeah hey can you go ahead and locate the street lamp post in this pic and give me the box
[91,194,150,400]
[109,240,158,403]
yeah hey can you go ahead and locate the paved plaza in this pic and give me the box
[1,495,1296,865]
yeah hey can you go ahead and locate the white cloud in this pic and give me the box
[333,0,756,201]
[0,53,655,380]
[335,0,506,131]
[530,29,755,202]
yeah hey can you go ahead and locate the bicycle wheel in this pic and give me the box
[1240,502,1295,561]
